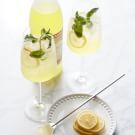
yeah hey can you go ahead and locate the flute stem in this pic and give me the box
[39,82,42,104]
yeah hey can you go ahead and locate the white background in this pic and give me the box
[0,0,135,134]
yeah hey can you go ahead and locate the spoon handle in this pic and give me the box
[52,74,126,127]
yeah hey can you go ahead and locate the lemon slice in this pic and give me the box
[24,41,39,52]
[76,110,98,130]
[90,117,105,133]
[69,31,87,48]
[22,49,39,68]
[73,122,94,135]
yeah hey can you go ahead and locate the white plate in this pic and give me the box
[47,94,116,135]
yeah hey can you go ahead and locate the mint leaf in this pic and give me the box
[86,8,98,27]
[46,29,51,34]
[30,50,45,58]
[72,12,86,38]
[40,29,52,48]
[24,28,53,59]
[87,8,98,19]
[72,23,83,38]
[72,8,99,38]
[41,28,46,36]
[48,36,52,48]
[42,36,47,40]
[24,34,38,43]
[75,11,86,25]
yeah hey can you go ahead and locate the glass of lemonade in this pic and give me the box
[21,28,57,122]
[67,1,101,92]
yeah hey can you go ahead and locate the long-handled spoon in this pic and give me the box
[37,74,125,135]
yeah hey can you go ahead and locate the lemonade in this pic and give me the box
[29,0,63,79]
[21,0,63,122]
[21,29,57,82]
[67,10,101,55]
[66,8,101,92]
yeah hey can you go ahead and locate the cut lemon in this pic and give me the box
[22,49,39,68]
[90,117,105,133]
[73,122,94,135]
[76,110,98,130]
[73,109,105,135]
[24,41,39,52]
[69,31,87,48]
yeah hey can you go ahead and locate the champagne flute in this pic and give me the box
[67,0,101,92]
[21,28,57,122]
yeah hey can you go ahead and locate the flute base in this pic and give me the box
[66,72,97,93]
[24,99,49,123]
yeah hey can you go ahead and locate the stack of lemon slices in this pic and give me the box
[73,110,105,135]
[69,31,87,48]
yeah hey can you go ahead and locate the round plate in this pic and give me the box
[47,94,116,135]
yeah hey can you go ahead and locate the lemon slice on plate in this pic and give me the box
[73,122,93,135]
[69,31,87,48]
[90,117,105,133]
[76,110,98,130]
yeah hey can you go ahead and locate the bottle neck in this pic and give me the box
[33,0,58,4]
[32,0,59,7]
[32,0,60,13]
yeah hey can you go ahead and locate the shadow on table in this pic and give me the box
[113,128,119,135]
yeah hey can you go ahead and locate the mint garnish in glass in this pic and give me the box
[24,28,52,59]
[72,8,98,38]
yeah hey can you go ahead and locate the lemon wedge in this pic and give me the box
[69,31,87,48]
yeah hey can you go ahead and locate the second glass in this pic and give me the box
[67,0,101,92]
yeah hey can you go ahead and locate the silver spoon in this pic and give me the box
[37,74,125,135]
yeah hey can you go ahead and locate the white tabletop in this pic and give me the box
[0,0,135,134]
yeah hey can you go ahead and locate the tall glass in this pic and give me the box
[67,0,101,92]
[21,29,57,122]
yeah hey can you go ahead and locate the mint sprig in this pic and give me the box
[72,8,99,38]
[24,34,38,43]
[40,28,52,49]
[87,8,99,19]
[24,28,52,59]
[75,12,86,25]
[86,8,98,26]
[72,22,83,37]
